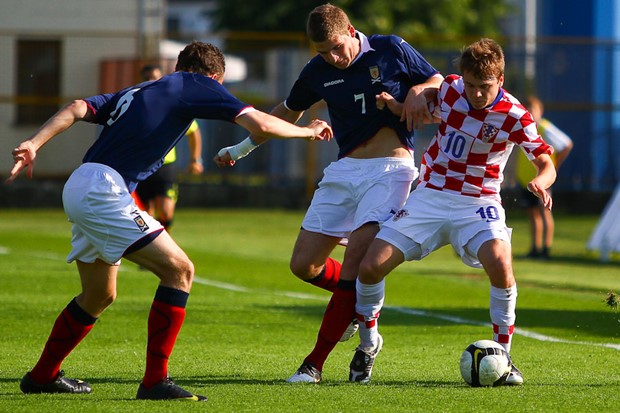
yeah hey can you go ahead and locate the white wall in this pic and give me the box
[0,0,164,177]
[0,0,140,32]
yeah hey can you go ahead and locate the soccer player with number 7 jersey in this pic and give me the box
[352,38,556,385]
[216,3,443,384]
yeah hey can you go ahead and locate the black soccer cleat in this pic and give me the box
[136,377,207,401]
[20,371,92,394]
[349,334,383,383]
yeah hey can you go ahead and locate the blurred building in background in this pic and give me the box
[1,0,619,211]
[0,0,164,179]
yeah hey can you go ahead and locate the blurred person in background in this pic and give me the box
[516,95,573,260]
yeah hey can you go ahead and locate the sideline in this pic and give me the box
[194,276,620,351]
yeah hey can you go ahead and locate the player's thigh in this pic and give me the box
[125,231,193,288]
[454,197,511,268]
[340,223,381,280]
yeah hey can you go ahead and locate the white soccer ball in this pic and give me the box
[459,339,511,387]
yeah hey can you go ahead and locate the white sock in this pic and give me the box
[356,278,385,349]
[489,284,517,353]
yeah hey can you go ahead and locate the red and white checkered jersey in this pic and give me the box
[419,74,552,202]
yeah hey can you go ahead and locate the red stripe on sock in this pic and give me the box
[142,300,186,387]
[30,308,94,384]
[304,287,356,371]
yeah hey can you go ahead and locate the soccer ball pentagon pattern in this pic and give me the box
[459,340,511,387]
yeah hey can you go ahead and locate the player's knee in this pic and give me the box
[358,256,384,284]
[80,289,116,314]
[163,257,194,291]
[289,257,317,281]
[485,256,514,287]
[101,291,117,308]
[177,258,195,288]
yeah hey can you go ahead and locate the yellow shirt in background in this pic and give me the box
[163,120,199,165]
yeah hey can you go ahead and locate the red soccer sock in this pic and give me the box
[142,286,189,388]
[306,257,341,292]
[30,298,97,384]
[304,281,356,371]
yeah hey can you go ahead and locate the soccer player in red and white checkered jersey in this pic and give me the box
[350,38,557,385]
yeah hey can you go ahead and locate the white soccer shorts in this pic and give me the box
[62,163,163,265]
[301,156,418,238]
[378,187,512,268]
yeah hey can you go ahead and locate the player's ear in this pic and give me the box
[209,73,223,84]
[348,24,355,36]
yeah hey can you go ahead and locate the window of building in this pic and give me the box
[16,39,61,125]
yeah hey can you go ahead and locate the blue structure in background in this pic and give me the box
[538,1,620,191]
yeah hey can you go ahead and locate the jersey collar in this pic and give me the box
[467,87,505,111]
[351,31,375,65]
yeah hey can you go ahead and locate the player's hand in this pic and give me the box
[6,141,37,183]
[527,180,553,210]
[187,161,204,175]
[376,91,403,116]
[213,150,235,168]
[401,89,433,131]
[305,119,333,141]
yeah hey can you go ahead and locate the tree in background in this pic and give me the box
[211,0,512,47]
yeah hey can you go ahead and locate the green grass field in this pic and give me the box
[1,209,619,412]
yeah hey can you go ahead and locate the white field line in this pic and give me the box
[0,247,65,260]
[193,276,620,351]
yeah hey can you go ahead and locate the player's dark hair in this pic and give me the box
[457,38,505,80]
[140,64,162,81]
[175,41,225,79]
[306,3,351,42]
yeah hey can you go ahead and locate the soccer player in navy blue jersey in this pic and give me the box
[134,64,205,233]
[215,4,443,384]
[7,41,332,401]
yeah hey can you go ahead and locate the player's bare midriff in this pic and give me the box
[346,127,411,159]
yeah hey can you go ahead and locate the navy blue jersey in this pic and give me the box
[286,32,439,158]
[82,72,252,192]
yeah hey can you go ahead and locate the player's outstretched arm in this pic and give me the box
[186,123,204,174]
[6,100,92,183]
[238,107,328,141]
[214,108,332,167]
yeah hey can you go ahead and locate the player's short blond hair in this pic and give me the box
[306,3,351,42]
[457,38,505,80]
